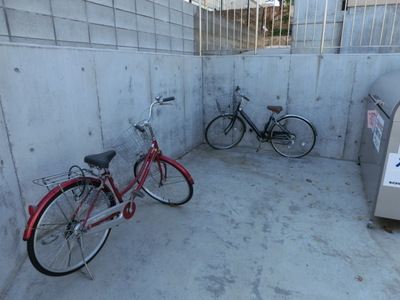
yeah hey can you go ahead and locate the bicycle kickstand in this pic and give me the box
[256,140,262,152]
[79,262,94,280]
[78,237,94,280]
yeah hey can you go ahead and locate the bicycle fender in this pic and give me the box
[277,114,318,136]
[22,178,98,241]
[159,155,194,184]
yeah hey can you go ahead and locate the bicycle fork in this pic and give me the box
[224,116,237,135]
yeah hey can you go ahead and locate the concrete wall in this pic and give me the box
[202,53,400,160]
[291,0,400,54]
[2,46,400,299]
[0,43,202,296]
[2,1,400,297]
[341,5,400,53]
[0,0,196,54]
[291,0,343,54]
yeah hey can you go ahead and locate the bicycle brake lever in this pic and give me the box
[134,123,145,132]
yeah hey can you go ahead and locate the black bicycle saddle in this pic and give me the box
[84,150,116,168]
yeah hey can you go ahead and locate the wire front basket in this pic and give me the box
[216,90,242,115]
[113,125,152,163]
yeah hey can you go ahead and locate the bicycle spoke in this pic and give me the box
[270,116,316,158]
[205,114,246,149]
[27,179,115,276]
[134,157,193,205]
[47,234,75,270]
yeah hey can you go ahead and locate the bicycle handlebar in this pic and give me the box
[235,86,250,102]
[163,96,175,102]
[134,124,146,132]
[134,95,175,131]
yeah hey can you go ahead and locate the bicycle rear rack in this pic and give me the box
[33,165,92,189]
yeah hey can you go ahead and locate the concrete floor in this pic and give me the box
[4,145,400,300]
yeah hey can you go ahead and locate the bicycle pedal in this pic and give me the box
[131,190,145,198]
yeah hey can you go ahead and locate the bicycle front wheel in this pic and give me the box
[27,178,115,276]
[205,114,246,149]
[134,157,193,205]
[270,115,316,158]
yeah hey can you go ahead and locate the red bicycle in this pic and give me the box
[22,95,194,278]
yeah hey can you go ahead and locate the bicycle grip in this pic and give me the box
[134,124,145,132]
[163,96,175,102]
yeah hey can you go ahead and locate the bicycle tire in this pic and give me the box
[270,115,316,158]
[27,178,116,276]
[134,157,193,205]
[205,114,246,150]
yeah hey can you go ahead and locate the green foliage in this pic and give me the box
[282,14,290,23]
[272,28,291,36]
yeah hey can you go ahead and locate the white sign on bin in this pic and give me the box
[383,152,400,188]
[373,114,384,153]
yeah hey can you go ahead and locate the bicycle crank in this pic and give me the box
[123,202,136,219]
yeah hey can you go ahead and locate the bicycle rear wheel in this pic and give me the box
[205,114,246,149]
[270,115,316,158]
[134,157,193,205]
[27,178,115,276]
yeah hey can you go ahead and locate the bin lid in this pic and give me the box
[369,70,400,118]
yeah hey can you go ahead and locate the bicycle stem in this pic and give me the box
[135,97,173,130]
[137,95,175,126]
[144,100,160,123]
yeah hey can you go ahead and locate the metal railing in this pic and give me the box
[186,0,400,54]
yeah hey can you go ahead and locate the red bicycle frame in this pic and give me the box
[23,139,193,240]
